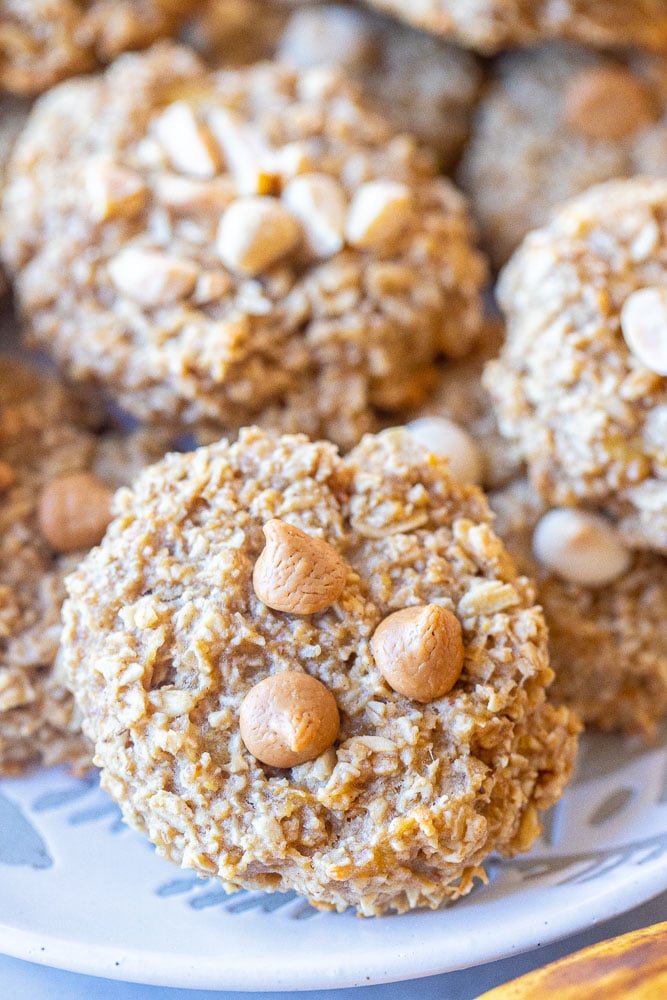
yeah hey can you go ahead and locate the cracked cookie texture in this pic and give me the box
[1,43,487,450]
[0,0,200,94]
[0,357,168,776]
[364,0,667,54]
[490,481,667,743]
[62,426,579,915]
[486,178,667,554]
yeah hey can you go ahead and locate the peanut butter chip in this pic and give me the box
[37,471,114,553]
[620,287,667,376]
[252,518,347,614]
[239,671,340,768]
[0,460,16,493]
[563,66,658,141]
[370,604,464,703]
[532,508,631,587]
[345,180,413,251]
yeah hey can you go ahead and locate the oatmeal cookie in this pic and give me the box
[486,178,667,554]
[0,356,168,776]
[1,44,487,450]
[363,0,667,54]
[62,426,579,916]
[277,3,482,171]
[0,0,200,94]
[491,481,667,742]
[460,45,667,268]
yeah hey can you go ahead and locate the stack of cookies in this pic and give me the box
[0,0,664,916]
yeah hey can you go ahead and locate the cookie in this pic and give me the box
[0,0,200,94]
[363,0,667,54]
[0,356,168,776]
[277,3,482,171]
[62,426,579,916]
[459,45,667,267]
[490,480,667,742]
[486,177,667,554]
[1,43,487,450]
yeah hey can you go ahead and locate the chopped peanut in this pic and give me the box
[37,471,114,554]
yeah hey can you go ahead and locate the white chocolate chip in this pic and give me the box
[406,416,483,484]
[345,180,413,251]
[216,196,302,276]
[108,248,199,307]
[282,173,346,259]
[152,101,222,179]
[620,287,667,376]
[532,509,632,587]
[85,159,148,222]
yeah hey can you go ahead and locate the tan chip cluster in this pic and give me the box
[0,356,169,775]
[1,42,487,448]
[61,427,579,916]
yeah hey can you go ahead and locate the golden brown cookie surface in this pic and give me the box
[62,427,579,915]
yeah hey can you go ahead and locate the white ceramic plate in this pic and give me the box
[1,727,666,991]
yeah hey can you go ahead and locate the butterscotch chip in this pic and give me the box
[62,426,579,916]
[0,356,170,777]
[487,178,667,553]
[563,66,658,141]
[1,44,487,449]
[252,519,347,615]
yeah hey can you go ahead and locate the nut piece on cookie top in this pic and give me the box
[61,426,579,916]
[486,177,667,555]
[0,356,169,777]
[1,43,488,450]
[362,0,667,54]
